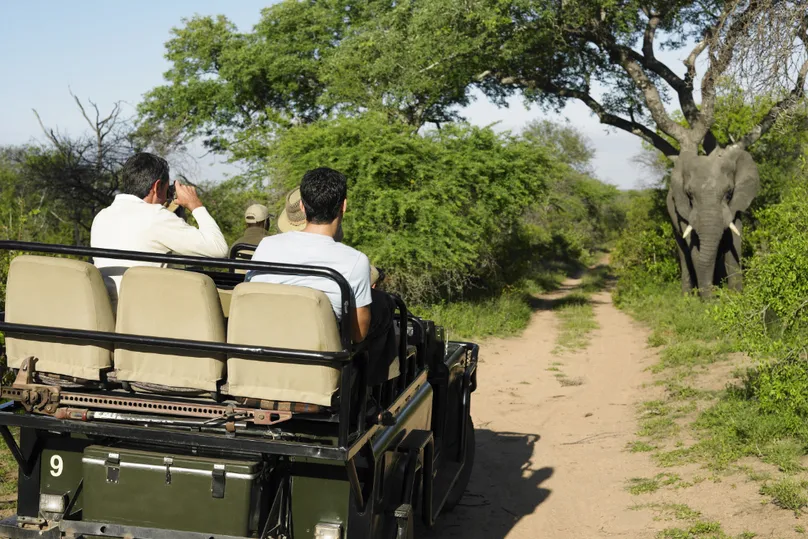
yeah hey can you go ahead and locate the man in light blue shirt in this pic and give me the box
[248,168,372,343]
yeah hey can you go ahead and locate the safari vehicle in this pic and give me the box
[0,241,477,539]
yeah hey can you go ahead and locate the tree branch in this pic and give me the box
[642,12,661,62]
[32,109,60,147]
[578,25,706,148]
[609,47,692,147]
[738,53,808,149]
[475,70,679,155]
[699,0,764,140]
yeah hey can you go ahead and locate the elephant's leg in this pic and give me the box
[725,221,743,291]
[676,239,695,294]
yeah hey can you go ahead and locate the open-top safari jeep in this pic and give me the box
[0,241,477,539]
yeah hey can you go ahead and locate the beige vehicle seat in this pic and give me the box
[226,282,343,407]
[114,267,226,393]
[218,289,233,318]
[4,255,115,381]
[229,245,256,276]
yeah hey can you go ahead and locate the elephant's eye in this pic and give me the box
[725,189,734,202]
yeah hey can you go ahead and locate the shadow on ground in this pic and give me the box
[422,430,551,539]
[528,264,616,311]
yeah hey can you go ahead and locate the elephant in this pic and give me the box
[666,147,760,297]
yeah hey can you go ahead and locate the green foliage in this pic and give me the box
[196,176,268,247]
[713,180,808,419]
[760,478,808,513]
[261,113,568,303]
[627,441,657,453]
[655,520,753,539]
[626,473,682,495]
[612,190,679,302]
[412,292,533,340]
[633,502,702,521]
[0,151,74,306]
[553,292,598,354]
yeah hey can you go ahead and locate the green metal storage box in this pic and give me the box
[82,446,264,536]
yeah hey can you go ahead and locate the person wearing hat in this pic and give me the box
[277,187,306,233]
[230,204,272,253]
[249,168,373,342]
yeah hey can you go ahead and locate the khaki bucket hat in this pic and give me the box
[277,187,306,232]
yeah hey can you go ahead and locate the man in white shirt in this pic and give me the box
[248,168,372,343]
[91,152,228,306]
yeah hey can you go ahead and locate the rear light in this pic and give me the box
[314,522,342,539]
[39,493,65,514]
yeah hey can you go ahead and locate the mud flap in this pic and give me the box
[394,504,414,539]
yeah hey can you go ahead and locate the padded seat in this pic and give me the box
[226,282,342,407]
[5,255,115,381]
[114,267,226,392]
[229,245,256,275]
[218,289,233,318]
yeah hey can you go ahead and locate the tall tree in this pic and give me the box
[24,93,137,244]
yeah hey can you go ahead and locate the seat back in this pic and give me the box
[114,267,226,392]
[226,282,342,407]
[229,244,256,275]
[5,255,115,381]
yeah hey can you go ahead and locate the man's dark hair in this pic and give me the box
[119,153,170,199]
[300,167,348,224]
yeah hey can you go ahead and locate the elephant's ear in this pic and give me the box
[669,153,691,220]
[730,150,761,213]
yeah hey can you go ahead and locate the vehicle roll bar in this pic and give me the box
[0,241,356,350]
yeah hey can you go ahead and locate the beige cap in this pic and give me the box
[277,187,306,232]
[245,204,270,224]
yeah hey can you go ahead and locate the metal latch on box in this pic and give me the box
[211,464,226,499]
[105,453,120,483]
[164,457,173,485]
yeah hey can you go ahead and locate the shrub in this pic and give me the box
[260,114,568,303]
[611,189,679,303]
[713,181,808,418]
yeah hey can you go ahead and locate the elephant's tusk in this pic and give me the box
[729,222,741,237]
[682,225,693,239]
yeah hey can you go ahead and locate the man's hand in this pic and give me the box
[174,179,204,212]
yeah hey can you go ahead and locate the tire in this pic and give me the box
[443,416,475,511]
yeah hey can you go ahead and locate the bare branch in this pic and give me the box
[32,109,60,147]
[699,0,766,139]
[738,56,808,149]
[71,89,97,134]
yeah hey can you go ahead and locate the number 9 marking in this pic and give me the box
[50,455,63,477]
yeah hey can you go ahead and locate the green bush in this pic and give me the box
[611,189,679,303]
[259,113,570,303]
[712,181,808,418]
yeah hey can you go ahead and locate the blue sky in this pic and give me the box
[0,0,672,188]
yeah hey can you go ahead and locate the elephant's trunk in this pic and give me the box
[693,211,725,298]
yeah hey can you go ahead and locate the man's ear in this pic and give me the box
[342,199,347,214]
[299,200,305,213]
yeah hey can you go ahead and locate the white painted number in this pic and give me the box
[50,455,63,477]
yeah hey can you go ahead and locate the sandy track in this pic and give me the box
[426,280,662,538]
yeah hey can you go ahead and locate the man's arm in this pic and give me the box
[348,253,373,343]
[352,305,371,343]
[157,181,228,258]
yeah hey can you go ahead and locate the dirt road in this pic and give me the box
[426,278,662,538]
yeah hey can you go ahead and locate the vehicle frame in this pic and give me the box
[0,241,478,539]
